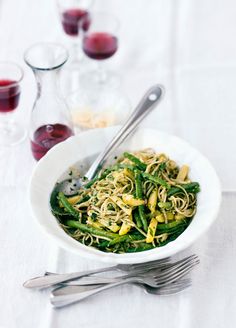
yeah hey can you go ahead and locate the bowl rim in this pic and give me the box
[29,126,222,264]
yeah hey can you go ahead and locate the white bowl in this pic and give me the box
[29,126,221,264]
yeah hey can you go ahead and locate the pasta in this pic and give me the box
[51,149,200,253]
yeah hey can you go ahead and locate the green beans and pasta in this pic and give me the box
[50,149,200,253]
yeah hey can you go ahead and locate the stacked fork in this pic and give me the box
[23,254,199,308]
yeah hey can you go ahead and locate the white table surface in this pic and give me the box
[1,0,236,327]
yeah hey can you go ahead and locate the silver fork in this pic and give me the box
[51,278,191,300]
[23,257,171,289]
[144,278,192,295]
[46,255,196,286]
[50,255,199,307]
[51,255,198,289]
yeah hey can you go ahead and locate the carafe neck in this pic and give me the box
[33,69,61,98]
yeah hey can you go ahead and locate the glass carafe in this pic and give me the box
[24,42,74,161]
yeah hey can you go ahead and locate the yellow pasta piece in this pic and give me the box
[87,217,103,229]
[156,213,165,222]
[109,196,132,215]
[146,217,158,243]
[112,171,120,179]
[166,212,174,221]
[100,219,120,232]
[167,160,177,170]
[59,200,63,208]
[119,215,133,236]
[67,194,83,205]
[122,194,145,207]
[123,168,134,180]
[177,165,189,181]
[147,188,158,213]
[159,154,167,161]
[175,213,186,220]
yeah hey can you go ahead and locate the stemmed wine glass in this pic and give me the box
[0,62,26,146]
[57,0,93,65]
[69,12,123,131]
[80,12,119,87]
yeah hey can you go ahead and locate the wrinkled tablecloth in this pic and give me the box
[0,0,236,327]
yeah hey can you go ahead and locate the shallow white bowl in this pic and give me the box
[29,127,221,264]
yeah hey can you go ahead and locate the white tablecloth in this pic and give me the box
[1,0,236,327]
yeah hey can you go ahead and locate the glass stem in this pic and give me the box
[96,62,107,84]
[70,37,83,63]
[0,113,14,134]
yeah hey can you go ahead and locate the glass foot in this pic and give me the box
[0,122,27,146]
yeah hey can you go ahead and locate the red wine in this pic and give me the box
[0,79,20,113]
[61,8,89,36]
[31,124,74,161]
[83,32,118,60]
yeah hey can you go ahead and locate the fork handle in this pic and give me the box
[85,84,163,180]
[23,266,116,289]
[50,277,135,308]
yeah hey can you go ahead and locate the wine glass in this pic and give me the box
[57,0,93,65]
[0,62,26,146]
[81,12,119,87]
[67,82,131,133]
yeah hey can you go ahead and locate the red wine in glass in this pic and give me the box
[61,8,89,36]
[0,79,20,113]
[83,32,118,60]
[31,124,74,161]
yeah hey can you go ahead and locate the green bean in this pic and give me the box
[66,220,118,239]
[158,226,187,247]
[50,185,68,216]
[139,207,148,231]
[108,233,144,246]
[135,171,143,198]
[75,194,90,205]
[83,176,98,189]
[83,171,108,189]
[126,243,154,253]
[135,171,148,231]
[156,220,187,232]
[58,192,82,220]
[108,235,130,246]
[158,201,172,209]
[111,163,136,171]
[83,168,116,189]
[157,162,166,172]
[141,172,170,189]
[167,182,200,197]
[97,240,109,249]
[183,182,200,192]
[167,187,186,197]
[133,210,142,228]
[123,152,147,170]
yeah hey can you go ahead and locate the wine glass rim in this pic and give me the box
[57,0,94,11]
[24,42,69,71]
[0,61,24,87]
[84,11,120,31]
